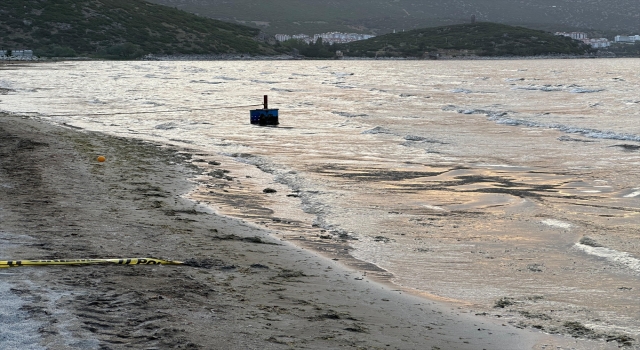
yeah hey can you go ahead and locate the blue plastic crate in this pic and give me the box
[250,109,279,125]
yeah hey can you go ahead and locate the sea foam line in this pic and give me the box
[623,190,640,198]
[0,232,46,350]
[575,243,640,273]
[443,106,640,143]
[541,219,572,229]
[511,85,603,93]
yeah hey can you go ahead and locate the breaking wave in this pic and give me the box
[332,111,368,118]
[443,106,640,142]
[512,84,604,93]
[569,88,604,93]
[575,243,640,274]
[512,85,563,92]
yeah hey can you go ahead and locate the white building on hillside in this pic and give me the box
[275,34,291,42]
[275,32,375,44]
[582,38,611,48]
[0,50,34,59]
[274,34,311,43]
[614,35,640,43]
[312,32,375,44]
[555,32,588,40]
[554,32,611,49]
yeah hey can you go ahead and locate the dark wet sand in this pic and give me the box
[0,114,622,349]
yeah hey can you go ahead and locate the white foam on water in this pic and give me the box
[575,243,640,273]
[512,85,563,92]
[475,163,522,168]
[0,232,45,350]
[0,79,14,89]
[541,219,572,229]
[0,283,46,350]
[569,88,604,93]
[623,190,640,198]
[423,204,446,211]
[451,107,640,142]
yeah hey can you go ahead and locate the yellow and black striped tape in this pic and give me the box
[0,258,184,268]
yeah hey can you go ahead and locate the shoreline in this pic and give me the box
[0,52,628,64]
[0,114,623,349]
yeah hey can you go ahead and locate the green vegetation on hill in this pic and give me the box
[337,23,592,58]
[276,38,337,58]
[0,0,274,58]
[607,42,640,57]
[147,0,638,36]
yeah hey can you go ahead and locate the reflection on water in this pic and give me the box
[2,59,640,339]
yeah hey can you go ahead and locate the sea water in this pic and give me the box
[1,59,639,337]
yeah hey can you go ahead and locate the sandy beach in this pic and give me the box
[0,113,630,349]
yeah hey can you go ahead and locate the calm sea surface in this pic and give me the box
[2,59,639,337]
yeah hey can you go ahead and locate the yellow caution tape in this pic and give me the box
[0,258,185,268]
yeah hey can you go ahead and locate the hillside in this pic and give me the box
[147,0,639,36]
[337,23,592,58]
[0,0,274,58]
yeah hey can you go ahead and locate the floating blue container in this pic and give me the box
[250,108,279,125]
[250,95,279,126]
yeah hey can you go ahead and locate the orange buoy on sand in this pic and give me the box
[97,156,106,162]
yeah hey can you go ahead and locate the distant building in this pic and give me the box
[275,32,375,44]
[0,50,34,59]
[555,32,588,40]
[614,35,640,43]
[312,32,374,44]
[275,34,292,42]
[582,38,611,48]
[275,34,310,43]
[292,34,311,42]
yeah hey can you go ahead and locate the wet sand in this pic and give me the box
[1,114,628,349]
